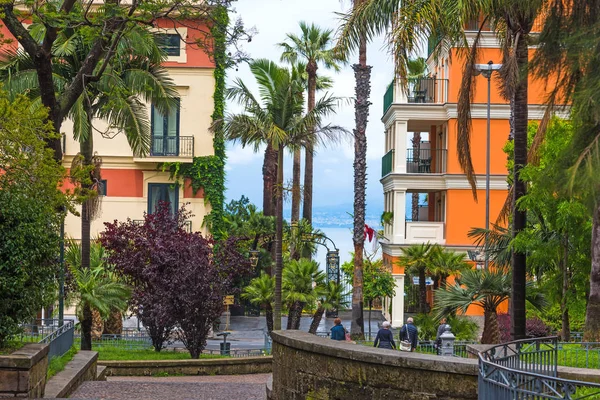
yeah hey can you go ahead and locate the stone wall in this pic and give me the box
[100,356,272,376]
[44,351,98,398]
[0,344,49,398]
[270,331,479,400]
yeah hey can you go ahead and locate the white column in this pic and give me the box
[390,274,405,328]
[393,190,406,244]
[394,120,408,173]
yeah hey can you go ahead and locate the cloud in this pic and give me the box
[226,143,262,165]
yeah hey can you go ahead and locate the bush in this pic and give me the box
[413,314,478,341]
[498,313,551,342]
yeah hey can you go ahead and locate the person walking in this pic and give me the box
[435,318,448,355]
[399,317,419,352]
[330,318,346,341]
[373,321,396,350]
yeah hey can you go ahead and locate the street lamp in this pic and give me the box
[325,250,340,318]
[473,60,502,270]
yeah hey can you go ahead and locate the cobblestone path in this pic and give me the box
[69,374,270,400]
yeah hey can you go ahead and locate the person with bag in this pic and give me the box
[435,317,448,355]
[330,317,346,341]
[399,317,419,352]
[373,321,396,350]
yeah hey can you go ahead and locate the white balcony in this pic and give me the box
[405,221,445,245]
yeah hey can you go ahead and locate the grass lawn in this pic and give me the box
[47,346,78,379]
[95,346,227,361]
[557,344,600,369]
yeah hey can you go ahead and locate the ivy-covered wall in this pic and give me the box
[162,6,228,239]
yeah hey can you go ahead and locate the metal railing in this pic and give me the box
[383,80,395,114]
[406,78,448,104]
[406,148,447,173]
[478,336,600,399]
[382,149,394,177]
[18,319,74,360]
[150,136,194,157]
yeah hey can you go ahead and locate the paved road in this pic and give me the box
[69,374,270,400]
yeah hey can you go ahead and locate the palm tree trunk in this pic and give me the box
[292,147,301,223]
[350,7,370,339]
[302,64,317,225]
[265,303,274,334]
[80,133,94,271]
[419,267,427,314]
[584,203,600,342]
[309,306,325,334]
[510,33,529,341]
[561,235,570,341]
[293,301,304,330]
[81,303,93,351]
[263,142,277,217]
[368,300,372,339]
[273,147,284,331]
[482,309,500,344]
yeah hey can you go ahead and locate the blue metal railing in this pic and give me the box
[478,336,600,399]
[19,319,74,360]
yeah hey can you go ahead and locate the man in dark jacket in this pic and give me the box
[399,317,419,351]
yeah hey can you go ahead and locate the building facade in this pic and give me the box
[380,21,557,327]
[60,21,218,240]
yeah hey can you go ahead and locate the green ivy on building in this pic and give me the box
[162,6,228,239]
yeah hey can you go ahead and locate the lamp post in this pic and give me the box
[248,249,260,268]
[473,61,502,270]
[325,250,341,318]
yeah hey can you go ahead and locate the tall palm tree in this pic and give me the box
[242,273,275,334]
[334,0,372,340]
[532,0,600,341]
[224,59,343,331]
[434,268,546,344]
[283,258,325,330]
[337,0,547,340]
[398,243,434,314]
[279,21,343,225]
[309,281,349,334]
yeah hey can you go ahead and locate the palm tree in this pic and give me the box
[1,26,177,270]
[336,0,547,340]
[434,268,546,344]
[224,59,343,331]
[398,243,434,314]
[65,240,130,350]
[429,248,470,289]
[283,258,325,330]
[242,273,275,334]
[279,21,343,225]
[309,282,349,334]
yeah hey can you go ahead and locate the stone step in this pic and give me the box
[96,365,107,381]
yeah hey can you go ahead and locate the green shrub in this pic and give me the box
[413,313,478,341]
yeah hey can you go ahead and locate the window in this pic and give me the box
[156,34,181,56]
[151,99,180,156]
[98,180,107,196]
[148,183,178,215]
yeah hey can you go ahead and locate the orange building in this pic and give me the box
[0,18,219,241]
[379,21,564,327]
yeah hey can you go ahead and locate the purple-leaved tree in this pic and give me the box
[100,202,252,358]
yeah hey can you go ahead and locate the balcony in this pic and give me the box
[382,150,394,177]
[383,78,448,114]
[405,221,445,244]
[406,148,447,173]
[150,136,194,157]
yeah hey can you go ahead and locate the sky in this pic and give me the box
[223,0,394,212]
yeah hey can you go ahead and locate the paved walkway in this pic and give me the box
[69,374,270,400]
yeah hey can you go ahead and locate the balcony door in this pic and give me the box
[148,183,178,215]
[151,99,180,156]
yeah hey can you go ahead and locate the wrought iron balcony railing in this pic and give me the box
[150,136,194,157]
[406,148,447,173]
